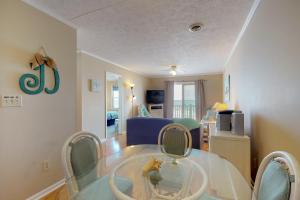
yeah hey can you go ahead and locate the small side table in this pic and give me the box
[200,120,216,143]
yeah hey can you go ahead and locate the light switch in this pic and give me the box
[1,95,22,107]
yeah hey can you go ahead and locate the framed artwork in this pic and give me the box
[90,79,101,92]
[224,74,230,103]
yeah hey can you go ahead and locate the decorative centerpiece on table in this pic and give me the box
[109,124,207,200]
[110,152,208,200]
[141,123,198,199]
[142,157,163,187]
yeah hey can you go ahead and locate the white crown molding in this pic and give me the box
[78,50,224,78]
[77,50,149,77]
[22,0,77,29]
[26,179,65,200]
[148,71,224,79]
[225,0,262,66]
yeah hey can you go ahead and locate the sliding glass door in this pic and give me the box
[173,82,196,119]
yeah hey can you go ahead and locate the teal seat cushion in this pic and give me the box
[74,175,133,200]
[257,160,291,200]
[70,137,98,190]
[198,193,220,200]
[162,128,186,156]
[172,118,200,130]
[139,104,151,117]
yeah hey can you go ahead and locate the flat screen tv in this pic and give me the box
[146,90,164,104]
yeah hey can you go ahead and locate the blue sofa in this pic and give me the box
[127,117,201,149]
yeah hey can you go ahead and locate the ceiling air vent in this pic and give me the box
[189,23,204,32]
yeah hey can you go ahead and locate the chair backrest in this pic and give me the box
[62,131,102,195]
[252,151,300,200]
[158,123,192,159]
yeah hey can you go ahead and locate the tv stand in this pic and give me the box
[148,104,164,118]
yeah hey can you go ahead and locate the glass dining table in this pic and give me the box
[66,145,252,200]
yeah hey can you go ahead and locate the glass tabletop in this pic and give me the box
[66,145,251,200]
[110,153,207,200]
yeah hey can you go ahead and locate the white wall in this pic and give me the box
[78,52,150,139]
[78,53,223,139]
[0,1,77,199]
[148,74,223,109]
[225,0,300,171]
[106,80,118,111]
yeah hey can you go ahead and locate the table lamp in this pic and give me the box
[212,102,228,111]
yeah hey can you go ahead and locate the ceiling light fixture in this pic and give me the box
[170,70,177,76]
[170,65,177,76]
[189,23,204,32]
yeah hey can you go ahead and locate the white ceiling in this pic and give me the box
[24,0,254,77]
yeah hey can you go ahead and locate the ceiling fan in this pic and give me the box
[160,65,185,76]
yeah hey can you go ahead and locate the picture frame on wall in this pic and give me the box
[90,79,101,92]
[224,74,230,103]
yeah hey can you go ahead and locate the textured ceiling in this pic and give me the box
[24,0,254,77]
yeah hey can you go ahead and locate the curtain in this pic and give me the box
[195,80,206,120]
[164,81,174,118]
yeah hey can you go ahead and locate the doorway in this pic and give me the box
[173,82,196,119]
[105,72,123,138]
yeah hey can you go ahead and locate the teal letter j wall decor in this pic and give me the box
[19,64,60,95]
[45,67,60,94]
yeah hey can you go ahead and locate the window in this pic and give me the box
[112,86,119,109]
[173,82,196,119]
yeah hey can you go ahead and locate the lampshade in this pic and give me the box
[212,102,228,111]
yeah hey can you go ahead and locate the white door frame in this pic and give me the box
[105,72,124,138]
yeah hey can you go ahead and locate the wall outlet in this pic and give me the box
[42,160,49,172]
[1,95,22,107]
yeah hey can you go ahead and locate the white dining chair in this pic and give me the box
[158,123,193,160]
[158,124,216,200]
[252,151,300,200]
[62,131,132,199]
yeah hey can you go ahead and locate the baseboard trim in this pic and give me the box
[26,179,66,200]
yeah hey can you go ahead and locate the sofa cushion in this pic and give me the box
[127,117,172,145]
[139,104,151,117]
[172,118,200,130]
[127,117,201,149]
